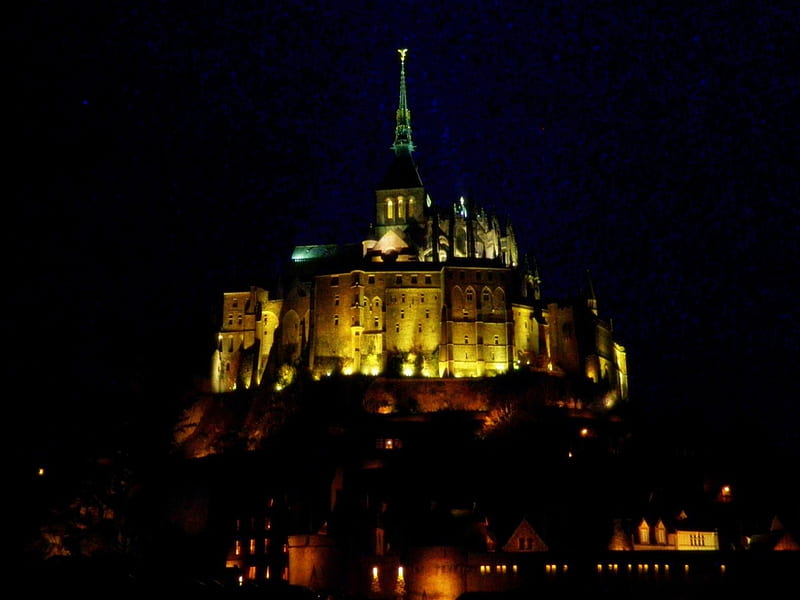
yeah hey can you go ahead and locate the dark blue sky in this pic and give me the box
[10,1,799,456]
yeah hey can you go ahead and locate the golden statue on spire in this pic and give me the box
[398,48,408,62]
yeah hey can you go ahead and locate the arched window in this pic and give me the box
[398,196,405,219]
[408,196,415,216]
[387,199,394,220]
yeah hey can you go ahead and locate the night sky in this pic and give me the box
[9,1,799,461]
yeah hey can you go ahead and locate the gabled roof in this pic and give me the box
[770,516,800,551]
[502,516,549,552]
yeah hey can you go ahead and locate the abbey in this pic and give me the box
[211,50,628,408]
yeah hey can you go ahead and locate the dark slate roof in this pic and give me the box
[377,152,424,190]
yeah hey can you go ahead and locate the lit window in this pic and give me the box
[235,540,241,556]
[398,197,405,219]
[250,539,256,554]
[265,565,271,579]
[248,566,256,580]
[264,538,270,553]
[387,199,394,220]
[265,518,271,530]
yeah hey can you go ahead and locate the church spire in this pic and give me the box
[391,48,415,155]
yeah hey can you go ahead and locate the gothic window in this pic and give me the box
[466,289,474,303]
[494,335,499,344]
[250,539,256,554]
[237,315,243,326]
[374,316,379,328]
[387,199,394,220]
[401,309,405,319]
[228,313,233,325]
[401,293,406,303]
[408,196,415,215]
[425,309,430,319]
[483,290,490,305]
[464,335,469,344]
[420,294,425,303]
[398,196,405,219]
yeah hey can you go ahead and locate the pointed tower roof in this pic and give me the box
[378,48,423,190]
[391,48,415,155]
[378,48,424,190]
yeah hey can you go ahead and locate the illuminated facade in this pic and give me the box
[210,49,628,409]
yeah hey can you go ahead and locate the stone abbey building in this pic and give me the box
[210,49,628,409]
